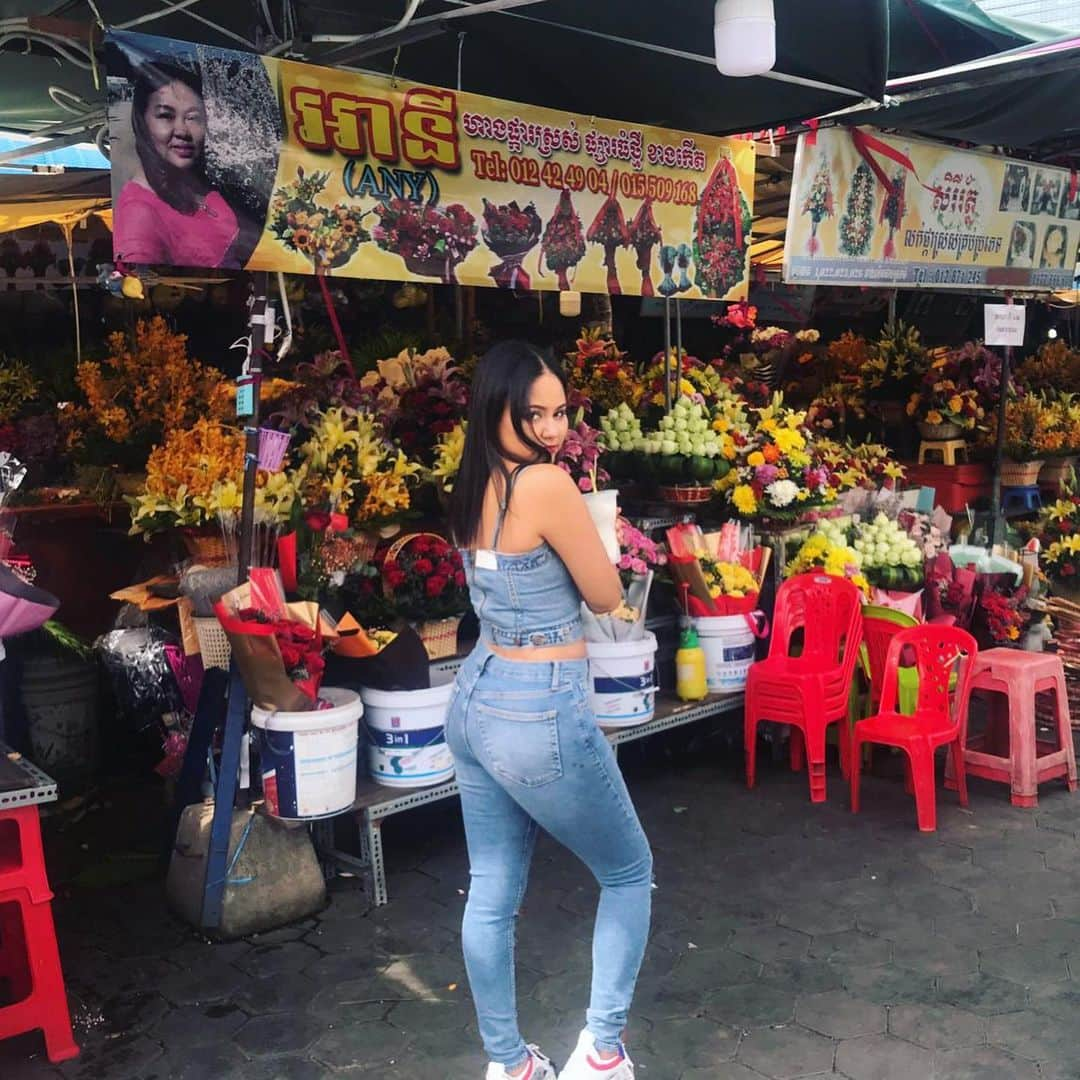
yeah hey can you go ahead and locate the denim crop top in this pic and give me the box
[460,466,583,648]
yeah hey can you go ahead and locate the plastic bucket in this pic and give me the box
[694,615,762,694]
[360,673,455,789]
[586,632,658,727]
[251,687,362,821]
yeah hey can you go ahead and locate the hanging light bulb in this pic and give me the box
[714,0,776,78]
[559,290,582,318]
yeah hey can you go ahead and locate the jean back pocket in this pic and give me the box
[474,700,562,787]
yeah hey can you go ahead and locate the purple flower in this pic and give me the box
[755,464,779,486]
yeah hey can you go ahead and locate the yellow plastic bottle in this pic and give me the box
[676,625,708,701]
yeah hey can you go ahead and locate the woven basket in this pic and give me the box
[194,617,232,669]
[657,484,713,506]
[1000,460,1044,487]
[180,528,229,566]
[1039,457,1077,492]
[415,616,462,661]
[917,420,964,440]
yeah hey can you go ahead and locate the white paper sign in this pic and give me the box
[984,304,1026,347]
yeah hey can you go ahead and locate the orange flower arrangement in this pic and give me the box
[73,317,228,462]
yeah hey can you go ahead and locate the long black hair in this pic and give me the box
[449,340,567,547]
[131,60,210,215]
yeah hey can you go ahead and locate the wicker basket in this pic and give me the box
[180,528,230,566]
[1039,457,1077,492]
[1000,459,1044,487]
[194,617,232,669]
[415,617,462,661]
[917,420,964,440]
[657,484,713,506]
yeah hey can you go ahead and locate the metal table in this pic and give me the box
[320,691,744,906]
[0,745,58,811]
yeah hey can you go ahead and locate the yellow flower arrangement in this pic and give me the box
[702,559,758,599]
[785,531,870,595]
[732,484,758,515]
[431,421,467,493]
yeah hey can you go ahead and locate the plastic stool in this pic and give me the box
[1001,485,1042,514]
[0,807,78,1063]
[919,439,968,465]
[945,648,1077,808]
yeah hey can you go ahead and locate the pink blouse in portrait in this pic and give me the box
[113,181,240,268]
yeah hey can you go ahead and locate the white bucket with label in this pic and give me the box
[251,688,362,821]
[586,632,658,727]
[360,673,456,788]
[693,615,762,693]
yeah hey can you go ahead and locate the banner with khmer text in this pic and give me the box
[106,31,755,299]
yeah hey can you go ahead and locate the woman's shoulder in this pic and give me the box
[516,463,579,498]
[116,179,155,204]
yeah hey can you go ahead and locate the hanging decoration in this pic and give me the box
[539,189,586,291]
[587,194,631,295]
[838,163,875,257]
[628,198,662,297]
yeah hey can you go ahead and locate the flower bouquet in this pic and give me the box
[850,512,925,590]
[554,411,610,493]
[694,157,752,298]
[973,582,1031,648]
[628,198,662,296]
[381,532,469,659]
[1017,342,1080,396]
[373,198,478,283]
[817,439,904,492]
[723,396,837,523]
[785,528,870,596]
[599,404,645,483]
[616,517,667,588]
[482,198,542,289]
[665,521,769,616]
[880,165,906,258]
[587,193,630,295]
[801,159,835,256]
[638,396,731,497]
[214,568,334,711]
[838,163,876,257]
[268,166,371,270]
[566,328,641,418]
[431,420,466,496]
[906,378,983,440]
[539,189,586,290]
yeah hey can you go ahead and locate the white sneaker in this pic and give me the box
[486,1045,557,1080]
[557,1029,634,1080]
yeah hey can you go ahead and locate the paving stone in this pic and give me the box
[1013,917,1080,950]
[979,942,1071,984]
[808,930,892,968]
[795,989,886,1039]
[1039,1061,1080,1080]
[307,977,398,1025]
[987,1008,1078,1061]
[704,981,796,1030]
[887,1003,986,1049]
[932,912,1019,950]
[680,1065,771,1080]
[758,959,844,995]
[729,925,810,965]
[234,973,320,1016]
[667,947,763,994]
[646,1015,740,1067]
[972,842,1047,875]
[737,1025,834,1078]
[91,990,170,1037]
[1038,838,1080,873]
[936,972,1029,1015]
[834,1033,933,1080]
[388,995,476,1034]
[233,1011,328,1056]
[652,917,734,954]
[889,936,979,977]
[933,1044,1040,1079]
[237,1058,346,1080]
[839,965,936,1007]
[57,1033,164,1080]
[235,942,322,979]
[155,1041,249,1080]
[777,897,857,936]
[1027,978,1080,1023]
[971,880,1056,923]
[311,1019,410,1070]
[150,1000,248,1047]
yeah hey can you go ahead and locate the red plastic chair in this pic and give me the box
[850,625,977,832]
[745,573,864,803]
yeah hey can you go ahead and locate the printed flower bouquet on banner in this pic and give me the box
[629,198,662,296]
[665,521,769,616]
[373,198,478,284]
[481,198,542,289]
[268,166,371,270]
[800,157,835,256]
[214,568,336,712]
[539,188,586,290]
[694,157,752,298]
[587,193,630,295]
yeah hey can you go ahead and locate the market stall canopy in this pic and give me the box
[0,170,111,231]
[844,35,1080,159]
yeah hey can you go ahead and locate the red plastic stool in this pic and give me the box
[945,648,1077,808]
[0,806,78,1063]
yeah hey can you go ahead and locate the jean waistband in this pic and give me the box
[463,641,589,688]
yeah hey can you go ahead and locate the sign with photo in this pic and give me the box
[105,30,755,299]
[784,126,1079,291]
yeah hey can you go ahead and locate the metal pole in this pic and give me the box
[675,298,683,397]
[238,273,269,583]
[663,297,673,413]
[991,342,1012,548]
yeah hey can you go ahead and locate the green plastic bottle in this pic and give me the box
[676,625,708,702]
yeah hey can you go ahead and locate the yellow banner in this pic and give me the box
[784,126,1079,291]
[106,31,754,299]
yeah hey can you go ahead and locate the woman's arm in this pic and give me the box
[523,465,622,614]
[113,190,168,264]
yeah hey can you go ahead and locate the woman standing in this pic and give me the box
[113,61,257,268]
[447,341,652,1080]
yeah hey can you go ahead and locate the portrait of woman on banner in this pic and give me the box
[112,60,260,270]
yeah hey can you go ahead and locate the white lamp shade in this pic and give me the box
[714,0,776,78]
[559,290,582,318]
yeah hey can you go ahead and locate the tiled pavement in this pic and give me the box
[5,733,1080,1080]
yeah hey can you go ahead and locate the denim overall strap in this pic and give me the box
[491,463,531,550]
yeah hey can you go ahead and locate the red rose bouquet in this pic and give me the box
[694,157,752,298]
[382,533,469,621]
[628,198,662,296]
[539,189,586,290]
[373,198,478,284]
[587,194,630,295]
[482,198,542,289]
